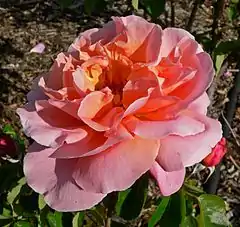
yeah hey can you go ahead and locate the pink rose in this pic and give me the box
[0,134,18,158]
[202,137,227,167]
[17,15,222,211]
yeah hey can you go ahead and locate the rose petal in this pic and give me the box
[159,112,222,167]
[17,101,85,147]
[125,113,205,139]
[78,89,114,131]
[150,161,185,196]
[160,28,203,57]
[73,137,160,194]
[30,43,45,53]
[24,143,105,211]
[188,92,210,115]
[26,75,48,102]
[115,15,162,63]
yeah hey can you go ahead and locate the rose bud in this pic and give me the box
[0,134,18,158]
[202,137,227,167]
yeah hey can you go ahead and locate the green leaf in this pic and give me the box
[197,194,230,227]
[0,204,12,218]
[38,194,46,210]
[132,0,139,9]
[215,40,240,55]
[2,125,16,137]
[141,0,165,18]
[7,178,26,205]
[54,212,63,227]
[227,5,238,21]
[39,206,50,227]
[159,193,182,227]
[86,209,104,226]
[117,174,149,220]
[215,54,225,76]
[47,212,57,227]
[13,221,33,227]
[182,216,198,227]
[57,0,73,9]
[72,212,84,227]
[148,196,170,227]
[0,218,13,227]
[115,189,131,216]
[84,0,106,15]
[184,182,205,197]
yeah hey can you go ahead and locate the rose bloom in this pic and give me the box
[0,134,18,158]
[17,16,222,211]
[202,137,227,167]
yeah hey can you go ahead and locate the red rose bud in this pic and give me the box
[202,137,227,167]
[0,134,18,158]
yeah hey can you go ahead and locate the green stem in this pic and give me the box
[179,188,186,226]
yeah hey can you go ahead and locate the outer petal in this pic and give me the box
[168,52,214,113]
[150,126,186,195]
[150,161,185,196]
[17,101,85,148]
[24,142,105,212]
[73,137,160,194]
[46,53,67,90]
[125,113,205,139]
[188,92,210,115]
[160,28,203,57]
[159,112,222,167]
[68,20,122,52]
[27,75,48,102]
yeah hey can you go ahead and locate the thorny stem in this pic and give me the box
[179,188,187,226]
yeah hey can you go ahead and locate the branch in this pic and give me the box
[186,0,201,32]
[170,0,175,27]
[211,0,225,52]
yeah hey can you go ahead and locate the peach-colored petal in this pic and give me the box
[188,92,210,115]
[46,53,67,90]
[160,28,202,57]
[113,16,162,63]
[17,101,85,147]
[125,113,205,139]
[78,89,114,131]
[73,137,160,194]
[168,52,214,110]
[50,123,133,159]
[159,112,222,167]
[152,142,186,196]
[150,161,185,196]
[68,19,122,53]
[26,75,48,102]
[48,99,81,119]
[50,130,106,158]
[122,67,159,108]
[24,143,105,212]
